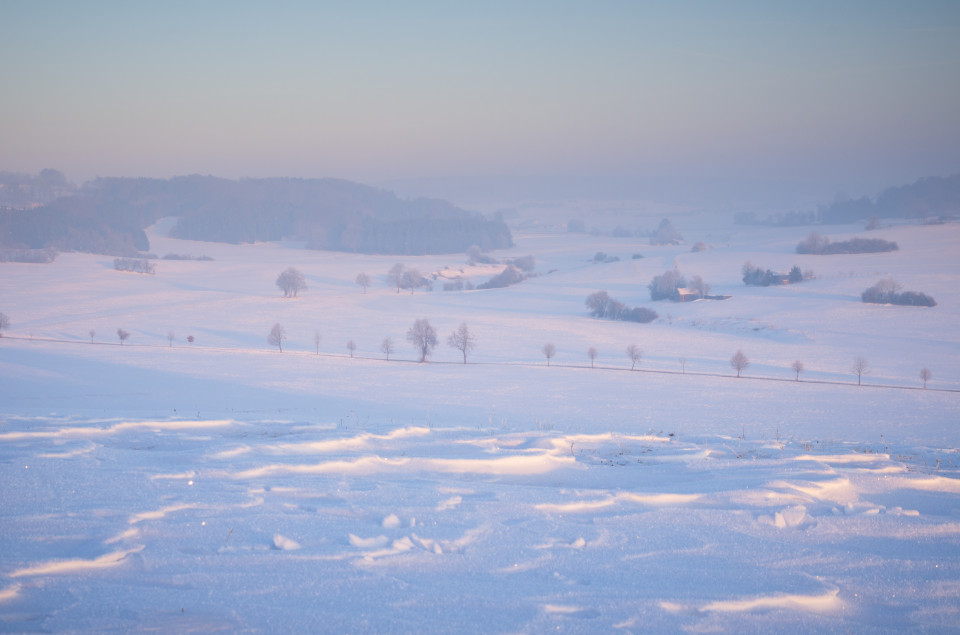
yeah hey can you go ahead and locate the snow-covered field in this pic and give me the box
[2,217,958,632]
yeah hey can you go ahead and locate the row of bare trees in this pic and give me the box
[266,319,478,364]
[543,345,932,388]
[268,324,936,388]
[3,311,932,388]
[101,326,937,387]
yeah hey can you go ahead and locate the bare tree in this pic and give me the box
[730,350,749,377]
[89,328,96,343]
[466,244,484,265]
[688,275,711,299]
[626,344,642,370]
[276,267,307,298]
[542,342,556,366]
[0,312,8,337]
[117,328,130,346]
[791,360,804,381]
[313,331,321,355]
[407,318,438,362]
[381,337,394,360]
[402,267,424,293]
[588,347,597,368]
[355,272,371,294]
[389,263,406,293]
[347,340,357,357]
[447,322,476,364]
[267,323,286,352]
[679,356,687,374]
[851,356,868,385]
[920,367,932,389]
[167,331,175,347]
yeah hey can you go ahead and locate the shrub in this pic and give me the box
[477,265,524,290]
[161,253,213,261]
[593,252,619,264]
[113,258,155,274]
[624,307,659,323]
[741,261,807,286]
[861,279,936,307]
[648,269,686,301]
[509,255,536,271]
[650,218,682,245]
[797,232,898,254]
[586,291,658,324]
[896,291,937,307]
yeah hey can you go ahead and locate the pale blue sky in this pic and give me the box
[2,1,958,207]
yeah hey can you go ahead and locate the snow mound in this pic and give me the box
[272,534,301,551]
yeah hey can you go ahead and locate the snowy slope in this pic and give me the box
[1,219,958,632]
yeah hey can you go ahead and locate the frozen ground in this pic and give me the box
[1,218,958,632]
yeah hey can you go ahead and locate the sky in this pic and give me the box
[2,1,959,209]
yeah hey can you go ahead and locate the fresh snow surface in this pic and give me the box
[1,219,958,632]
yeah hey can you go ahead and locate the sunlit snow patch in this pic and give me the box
[0,419,234,441]
[226,452,576,479]
[272,534,301,551]
[348,534,389,549]
[129,503,200,524]
[537,491,701,514]
[661,588,842,615]
[10,547,144,577]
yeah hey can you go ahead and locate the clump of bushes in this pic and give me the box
[162,253,214,261]
[648,269,711,301]
[861,279,936,307]
[477,265,525,290]
[797,231,898,254]
[113,257,155,274]
[593,252,620,264]
[649,269,686,300]
[650,218,682,245]
[742,262,809,286]
[586,291,658,323]
[466,245,499,265]
[507,255,536,271]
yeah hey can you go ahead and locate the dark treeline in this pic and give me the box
[0,175,513,256]
[796,232,898,255]
[734,173,960,226]
[0,169,75,209]
[819,173,960,224]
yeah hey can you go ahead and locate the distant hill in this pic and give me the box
[820,173,960,224]
[0,175,513,255]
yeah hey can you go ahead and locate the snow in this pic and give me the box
[1,218,958,632]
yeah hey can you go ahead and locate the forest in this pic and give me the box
[0,175,512,256]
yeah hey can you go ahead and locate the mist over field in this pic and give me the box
[2,2,960,632]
